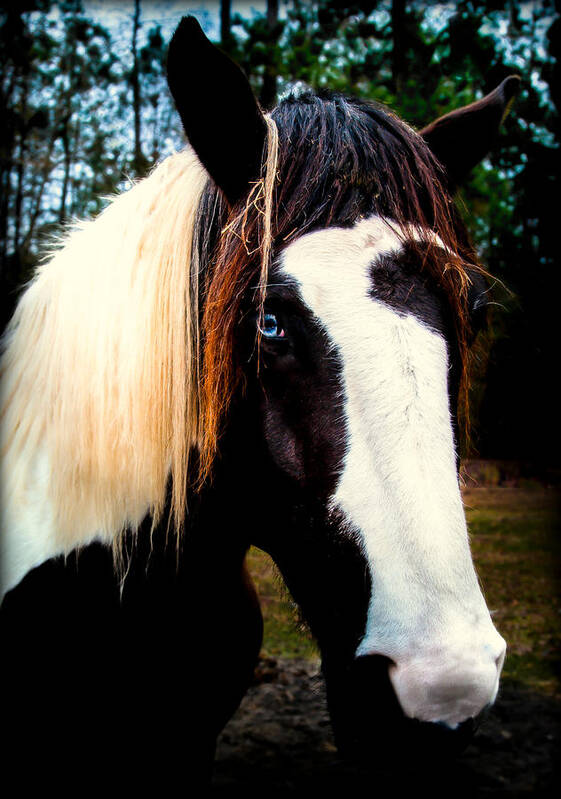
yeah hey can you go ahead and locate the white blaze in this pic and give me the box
[281,216,505,728]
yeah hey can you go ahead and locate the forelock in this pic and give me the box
[270,91,451,239]
[196,92,486,484]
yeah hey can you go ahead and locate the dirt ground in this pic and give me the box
[212,656,560,796]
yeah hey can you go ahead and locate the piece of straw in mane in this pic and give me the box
[1,148,207,562]
[198,115,279,483]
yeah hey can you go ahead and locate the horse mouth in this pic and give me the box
[333,712,478,766]
[323,654,481,767]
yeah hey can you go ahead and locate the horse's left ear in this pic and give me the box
[166,16,268,206]
[420,76,520,189]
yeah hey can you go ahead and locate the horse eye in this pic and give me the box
[260,312,285,339]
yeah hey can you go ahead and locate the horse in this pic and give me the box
[0,16,519,791]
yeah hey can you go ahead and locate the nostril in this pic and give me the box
[493,639,507,677]
[348,653,403,717]
[354,652,397,673]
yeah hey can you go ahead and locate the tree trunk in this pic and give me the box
[0,93,16,268]
[131,0,146,177]
[391,0,407,95]
[20,130,57,254]
[259,0,280,110]
[220,0,232,51]
[58,117,72,224]
[13,73,30,253]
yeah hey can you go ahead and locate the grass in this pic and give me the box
[245,547,318,660]
[465,486,561,696]
[246,485,561,696]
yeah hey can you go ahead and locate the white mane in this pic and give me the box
[1,149,208,596]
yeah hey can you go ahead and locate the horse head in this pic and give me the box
[168,17,518,762]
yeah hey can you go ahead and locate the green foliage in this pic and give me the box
[0,0,184,327]
[1,0,123,300]
[233,0,558,463]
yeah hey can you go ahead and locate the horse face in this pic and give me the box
[252,215,505,752]
[167,14,517,763]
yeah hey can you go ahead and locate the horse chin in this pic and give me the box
[332,713,477,768]
[323,654,479,770]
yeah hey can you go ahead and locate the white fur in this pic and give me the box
[0,149,208,599]
[1,447,59,593]
[280,215,506,727]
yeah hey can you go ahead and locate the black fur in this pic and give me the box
[167,17,267,206]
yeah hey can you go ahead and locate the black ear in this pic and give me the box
[166,16,268,206]
[420,76,520,189]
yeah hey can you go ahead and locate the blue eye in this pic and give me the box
[260,312,285,339]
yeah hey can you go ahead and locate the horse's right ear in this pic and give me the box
[166,16,268,207]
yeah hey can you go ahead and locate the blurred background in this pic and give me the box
[0,0,559,471]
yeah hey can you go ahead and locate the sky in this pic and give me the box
[84,0,267,40]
